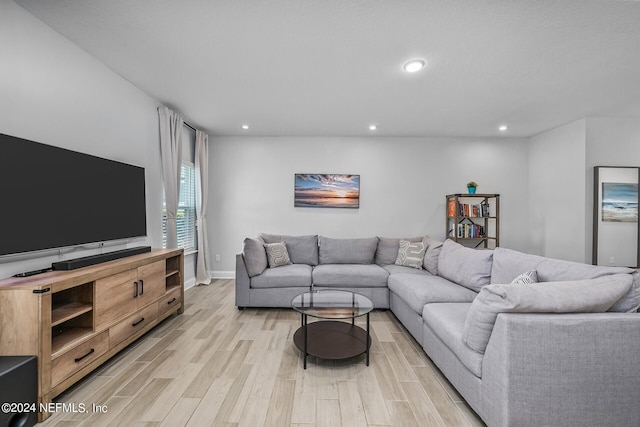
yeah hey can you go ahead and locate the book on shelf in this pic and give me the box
[448,199,456,217]
[456,223,485,239]
[455,200,490,218]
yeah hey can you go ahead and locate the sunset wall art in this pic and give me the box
[294,174,360,208]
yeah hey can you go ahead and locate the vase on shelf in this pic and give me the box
[467,186,477,194]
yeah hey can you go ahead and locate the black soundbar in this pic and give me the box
[51,246,152,271]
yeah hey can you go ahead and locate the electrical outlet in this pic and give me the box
[609,256,616,265]
[215,254,221,262]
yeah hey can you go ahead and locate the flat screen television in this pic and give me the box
[0,132,147,257]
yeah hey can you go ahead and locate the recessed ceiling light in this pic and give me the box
[498,125,508,132]
[403,59,426,73]
[369,124,378,131]
[241,124,249,130]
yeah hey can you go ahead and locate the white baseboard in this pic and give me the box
[212,270,235,279]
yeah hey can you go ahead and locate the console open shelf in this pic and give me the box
[51,302,93,327]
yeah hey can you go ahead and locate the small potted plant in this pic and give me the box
[467,181,478,194]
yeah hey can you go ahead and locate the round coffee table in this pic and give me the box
[291,289,373,369]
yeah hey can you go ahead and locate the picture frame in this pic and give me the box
[593,166,640,267]
[294,174,360,208]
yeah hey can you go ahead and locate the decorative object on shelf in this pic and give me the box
[467,181,478,194]
[294,174,360,208]
[446,193,500,249]
[593,166,639,268]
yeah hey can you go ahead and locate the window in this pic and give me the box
[163,125,197,251]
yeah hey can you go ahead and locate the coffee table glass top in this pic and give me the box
[291,289,374,320]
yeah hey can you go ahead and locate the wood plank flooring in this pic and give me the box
[38,279,485,426]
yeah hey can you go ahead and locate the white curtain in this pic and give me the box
[195,130,212,285]
[158,107,183,249]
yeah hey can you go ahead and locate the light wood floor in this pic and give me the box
[39,279,485,426]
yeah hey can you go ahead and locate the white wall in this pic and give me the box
[586,117,640,266]
[208,136,529,275]
[528,119,587,262]
[0,1,196,286]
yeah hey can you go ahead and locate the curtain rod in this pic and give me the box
[184,122,196,132]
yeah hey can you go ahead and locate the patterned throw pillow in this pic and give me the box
[395,240,427,269]
[264,242,291,268]
[511,270,538,284]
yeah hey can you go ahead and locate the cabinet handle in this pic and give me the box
[132,317,145,327]
[140,279,144,295]
[167,297,176,304]
[134,281,139,297]
[74,348,95,363]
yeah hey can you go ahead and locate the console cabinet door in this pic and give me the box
[94,269,138,330]
[135,260,166,309]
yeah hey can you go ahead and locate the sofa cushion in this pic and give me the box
[388,273,478,314]
[242,237,267,277]
[312,264,389,288]
[383,264,431,276]
[491,247,640,312]
[437,239,493,292]
[260,233,319,266]
[462,274,633,354]
[490,247,545,284]
[395,240,426,269]
[250,264,312,288]
[318,236,379,264]
[423,303,483,378]
[423,236,443,275]
[375,236,424,265]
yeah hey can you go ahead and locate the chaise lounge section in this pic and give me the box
[235,233,640,427]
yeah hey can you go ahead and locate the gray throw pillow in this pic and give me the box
[395,240,426,269]
[422,236,443,275]
[462,274,633,354]
[437,239,493,292]
[242,237,267,277]
[264,242,291,268]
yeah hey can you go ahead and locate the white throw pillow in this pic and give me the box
[511,270,538,285]
[395,240,426,269]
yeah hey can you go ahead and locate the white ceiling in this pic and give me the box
[14,0,640,137]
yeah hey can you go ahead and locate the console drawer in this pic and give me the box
[51,331,109,387]
[109,303,158,347]
[158,287,182,317]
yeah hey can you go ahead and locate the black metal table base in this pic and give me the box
[293,313,371,369]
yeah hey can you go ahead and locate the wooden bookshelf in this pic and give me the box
[446,193,500,248]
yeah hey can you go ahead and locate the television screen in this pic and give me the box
[0,132,147,256]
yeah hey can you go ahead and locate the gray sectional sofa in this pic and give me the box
[235,233,640,427]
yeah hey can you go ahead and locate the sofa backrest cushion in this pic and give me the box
[490,247,546,284]
[375,236,424,265]
[260,233,319,266]
[243,237,268,277]
[462,274,634,354]
[491,247,640,312]
[423,236,444,275]
[437,239,493,292]
[319,236,379,264]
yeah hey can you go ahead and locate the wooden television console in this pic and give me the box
[0,248,184,421]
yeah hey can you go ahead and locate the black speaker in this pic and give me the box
[0,356,37,427]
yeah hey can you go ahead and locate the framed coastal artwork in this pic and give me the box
[294,174,360,208]
[593,166,640,268]
[601,182,638,222]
